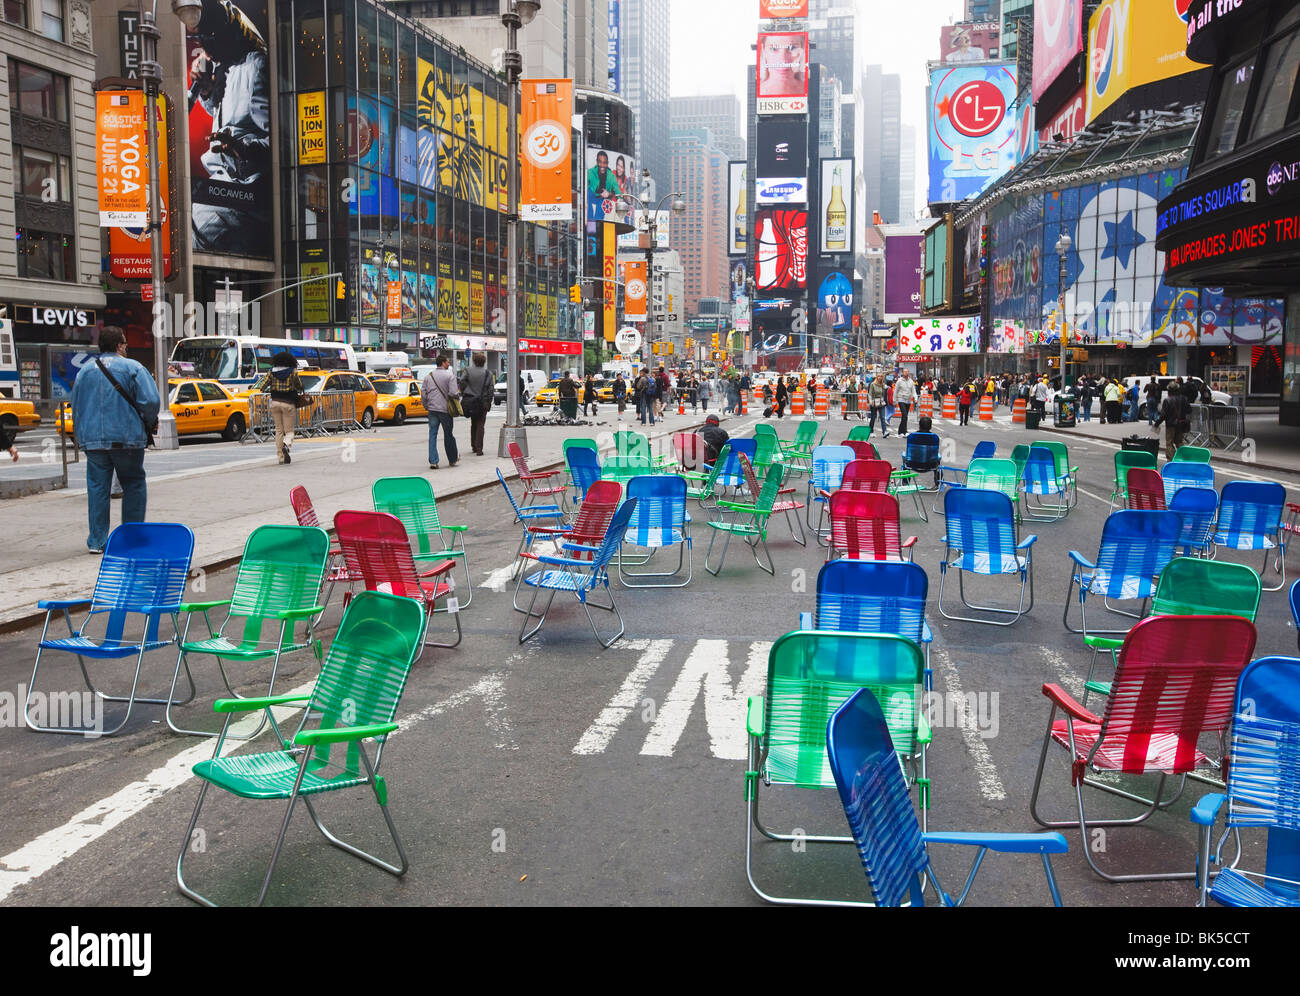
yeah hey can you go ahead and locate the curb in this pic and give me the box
[1033,423,1299,478]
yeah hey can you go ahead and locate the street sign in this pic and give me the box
[614,326,642,354]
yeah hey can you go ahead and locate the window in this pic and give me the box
[16,227,73,281]
[15,146,70,200]
[1248,27,1300,142]
[197,382,227,402]
[174,383,199,404]
[1204,58,1255,157]
[3,0,25,27]
[8,61,68,121]
[39,0,60,41]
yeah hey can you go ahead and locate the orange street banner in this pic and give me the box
[96,90,148,228]
[623,261,647,322]
[387,281,402,323]
[110,94,173,280]
[521,78,573,221]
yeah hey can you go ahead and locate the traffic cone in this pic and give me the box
[678,396,685,415]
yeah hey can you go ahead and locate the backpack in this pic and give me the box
[644,376,657,399]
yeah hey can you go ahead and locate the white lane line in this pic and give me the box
[0,679,316,904]
[932,649,1006,802]
[641,639,769,760]
[479,565,518,592]
[396,672,517,749]
[571,639,668,755]
[1039,646,1086,702]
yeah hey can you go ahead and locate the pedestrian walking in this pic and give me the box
[518,373,528,413]
[1153,388,1190,461]
[614,372,627,416]
[2,409,18,462]
[1078,377,1093,422]
[1144,376,1162,426]
[582,373,598,417]
[421,351,461,469]
[70,326,160,554]
[458,351,494,456]
[263,350,304,465]
[867,373,888,437]
[698,376,711,412]
[634,367,656,425]
[958,381,973,426]
[894,369,915,434]
[774,375,789,418]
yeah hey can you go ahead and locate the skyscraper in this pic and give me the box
[965,0,1001,21]
[669,95,744,161]
[858,66,902,224]
[806,0,856,157]
[899,124,916,224]
[670,128,727,317]
[617,0,671,198]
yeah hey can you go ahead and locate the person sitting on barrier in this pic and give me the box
[266,350,303,465]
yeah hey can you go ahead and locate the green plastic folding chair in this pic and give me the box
[372,475,472,608]
[1109,450,1157,511]
[706,462,784,575]
[169,525,330,738]
[847,424,873,442]
[780,420,822,477]
[1173,445,1212,463]
[176,590,424,906]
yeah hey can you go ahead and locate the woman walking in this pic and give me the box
[959,381,974,426]
[266,350,303,465]
[458,351,494,456]
[420,351,461,469]
[698,375,711,413]
[867,373,888,437]
[582,373,598,417]
[774,375,789,418]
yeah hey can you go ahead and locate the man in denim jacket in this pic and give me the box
[71,327,160,554]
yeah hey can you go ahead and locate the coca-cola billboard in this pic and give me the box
[754,208,807,290]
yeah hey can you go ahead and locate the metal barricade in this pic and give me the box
[241,391,359,442]
[1184,404,1247,451]
[315,390,359,433]
[243,394,273,443]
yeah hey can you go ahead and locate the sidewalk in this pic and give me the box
[0,408,756,632]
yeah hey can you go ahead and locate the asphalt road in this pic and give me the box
[1,415,1297,910]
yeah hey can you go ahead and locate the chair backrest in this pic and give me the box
[227,525,331,635]
[1161,460,1215,504]
[1023,446,1063,492]
[943,487,1019,564]
[1217,481,1286,541]
[92,523,196,644]
[567,445,603,498]
[1126,468,1167,510]
[507,440,531,476]
[1169,486,1219,552]
[1091,510,1183,598]
[497,468,528,517]
[751,430,780,469]
[334,510,428,600]
[673,432,706,472]
[1172,445,1212,463]
[563,437,598,462]
[846,424,873,442]
[305,590,424,774]
[739,455,783,515]
[715,438,757,487]
[815,559,927,642]
[1151,557,1261,622]
[586,497,639,569]
[826,687,929,908]
[372,476,447,556]
[841,458,894,494]
[810,444,856,493]
[829,490,908,560]
[289,485,322,529]
[1009,444,1031,478]
[793,420,819,446]
[1099,614,1256,774]
[844,440,879,462]
[971,440,997,462]
[901,433,941,472]
[1114,449,1157,487]
[1292,581,1300,651]
[567,480,622,548]
[1036,440,1071,479]
[754,422,779,440]
[626,475,687,542]
[613,429,650,461]
[965,458,1020,503]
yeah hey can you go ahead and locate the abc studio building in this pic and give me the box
[1156,0,1300,426]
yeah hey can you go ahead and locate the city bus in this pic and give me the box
[169,336,358,388]
[0,321,18,398]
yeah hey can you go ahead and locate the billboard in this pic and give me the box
[608,0,620,94]
[296,91,326,165]
[731,260,751,331]
[897,317,980,357]
[186,0,271,258]
[756,32,809,115]
[759,0,808,16]
[819,158,853,255]
[939,21,1001,64]
[1039,88,1087,143]
[586,146,636,224]
[754,208,807,291]
[521,78,573,221]
[623,260,647,322]
[616,210,671,249]
[1032,0,1084,102]
[927,64,1018,204]
[1086,0,1201,125]
[728,161,747,256]
[816,271,853,331]
[756,118,807,176]
[109,95,174,280]
[884,232,924,318]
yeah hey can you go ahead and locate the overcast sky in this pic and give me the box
[670,0,966,219]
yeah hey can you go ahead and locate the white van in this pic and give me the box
[494,369,549,405]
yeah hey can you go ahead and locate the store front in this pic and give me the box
[8,303,100,411]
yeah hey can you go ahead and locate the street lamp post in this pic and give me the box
[1055,232,1072,393]
[497,0,540,459]
[618,188,685,367]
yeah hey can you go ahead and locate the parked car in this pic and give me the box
[56,379,250,442]
[0,398,40,435]
[370,377,427,424]
[1122,375,1230,419]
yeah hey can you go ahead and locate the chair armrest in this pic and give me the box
[38,597,95,611]
[295,722,398,747]
[1040,683,1100,724]
[140,603,184,614]
[1016,535,1038,550]
[1084,635,1124,651]
[522,469,560,480]
[747,696,765,737]
[716,500,757,513]
[213,693,311,713]
[1083,681,1112,698]
[902,536,918,549]
[922,831,1069,855]
[179,599,233,612]
[1190,793,1227,827]
[277,605,325,620]
[419,561,457,578]
[441,524,469,532]
[538,554,597,568]
[917,712,932,745]
[561,542,601,554]
[1067,550,1095,569]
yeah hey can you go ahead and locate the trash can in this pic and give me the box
[1122,435,1160,460]
[1025,409,1042,431]
[1053,393,1077,428]
[559,397,579,420]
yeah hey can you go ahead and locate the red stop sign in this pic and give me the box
[949,79,1006,138]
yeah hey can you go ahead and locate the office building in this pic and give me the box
[965,0,1000,21]
[899,124,916,224]
[858,65,902,224]
[614,0,670,198]
[669,94,744,161]
[669,127,726,318]
[1000,0,1032,62]
[806,0,855,158]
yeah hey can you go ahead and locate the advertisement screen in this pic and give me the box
[728,161,748,256]
[1039,88,1087,143]
[759,0,808,16]
[819,158,853,255]
[927,64,1018,204]
[615,210,671,249]
[756,118,806,177]
[939,21,1001,64]
[586,146,636,224]
[1032,0,1084,102]
[608,0,620,93]
[884,233,924,318]
[731,260,751,331]
[816,272,853,331]
[520,78,573,221]
[756,32,809,114]
[1086,0,1201,124]
[186,0,271,259]
[897,317,980,356]
[754,208,807,291]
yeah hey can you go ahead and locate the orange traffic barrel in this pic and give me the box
[753,388,763,408]
[791,391,805,415]
[942,394,958,420]
[740,393,748,414]
[814,392,828,418]
[1012,398,1026,424]
[979,395,994,421]
[919,394,933,419]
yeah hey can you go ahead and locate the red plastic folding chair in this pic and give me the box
[826,490,917,562]
[839,458,894,494]
[508,442,569,515]
[1125,468,1166,511]
[334,510,461,653]
[843,440,880,462]
[673,432,707,473]
[512,480,622,610]
[290,485,360,614]
[1029,613,1256,882]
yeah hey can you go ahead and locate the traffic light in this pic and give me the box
[336,279,346,299]
[651,342,661,355]
[711,332,719,348]
[665,342,674,355]
[569,283,581,303]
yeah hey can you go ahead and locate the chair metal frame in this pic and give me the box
[805,444,856,543]
[508,441,570,515]
[937,487,1037,627]
[290,484,357,617]
[1022,445,1072,521]
[705,460,784,576]
[932,441,997,516]
[739,450,805,547]
[514,480,622,609]
[618,475,694,587]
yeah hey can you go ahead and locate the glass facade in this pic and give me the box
[277,0,574,362]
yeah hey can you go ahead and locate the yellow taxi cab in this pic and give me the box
[249,368,380,428]
[532,377,564,407]
[0,398,40,434]
[370,376,426,424]
[56,379,250,442]
[535,376,612,407]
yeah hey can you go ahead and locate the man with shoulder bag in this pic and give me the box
[421,351,461,468]
[71,326,160,555]
[459,351,494,456]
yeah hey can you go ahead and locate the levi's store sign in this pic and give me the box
[13,305,95,327]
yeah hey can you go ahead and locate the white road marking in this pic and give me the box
[932,649,1006,802]
[479,565,519,592]
[396,672,517,750]
[1039,646,1086,701]
[571,639,669,755]
[640,639,770,760]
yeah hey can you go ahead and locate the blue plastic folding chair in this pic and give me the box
[1293,580,1300,651]
[1161,460,1214,506]
[1022,445,1071,521]
[805,444,856,542]
[900,432,942,490]
[937,487,1037,627]
[27,522,195,737]
[712,436,757,501]
[1192,655,1300,907]
[800,559,934,674]
[1169,486,1218,557]
[566,445,604,504]
[827,688,1068,907]
[498,468,568,568]
[618,475,693,587]
[1063,510,1182,636]
[1214,480,1288,591]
